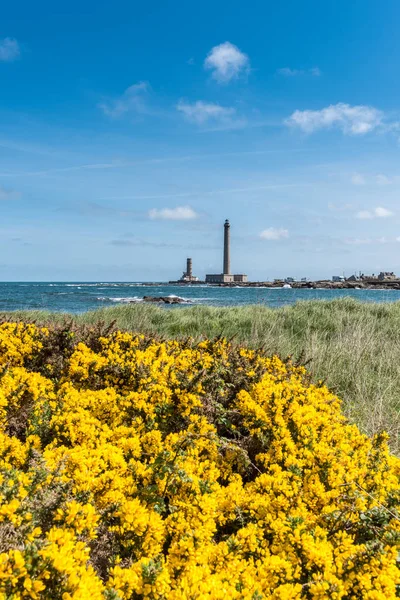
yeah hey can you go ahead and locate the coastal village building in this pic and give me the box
[378,271,397,281]
[205,220,248,284]
[346,272,398,283]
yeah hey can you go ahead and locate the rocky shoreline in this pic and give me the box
[169,279,400,290]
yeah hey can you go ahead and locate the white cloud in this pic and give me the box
[148,206,199,221]
[356,206,394,220]
[277,67,321,77]
[351,173,366,185]
[260,227,289,240]
[176,100,236,125]
[285,102,383,135]
[376,174,392,185]
[375,206,393,217]
[0,38,20,62]
[99,82,150,118]
[204,42,249,83]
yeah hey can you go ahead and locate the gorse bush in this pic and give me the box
[0,321,399,599]
[4,299,400,453]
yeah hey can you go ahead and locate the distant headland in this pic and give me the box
[169,219,400,290]
[169,278,400,290]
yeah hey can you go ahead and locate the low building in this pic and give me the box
[332,275,345,282]
[205,273,234,283]
[233,274,248,283]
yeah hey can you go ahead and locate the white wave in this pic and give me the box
[97,296,143,303]
[97,294,197,304]
[166,295,193,303]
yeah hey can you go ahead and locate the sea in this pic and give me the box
[1,282,400,313]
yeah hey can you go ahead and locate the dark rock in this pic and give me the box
[142,296,188,304]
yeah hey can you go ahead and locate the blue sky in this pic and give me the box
[2,0,400,281]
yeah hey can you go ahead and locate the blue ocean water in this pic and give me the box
[0,282,400,313]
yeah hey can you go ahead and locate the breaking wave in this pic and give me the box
[97,297,143,303]
[97,295,194,304]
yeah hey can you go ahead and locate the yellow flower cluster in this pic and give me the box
[0,322,399,599]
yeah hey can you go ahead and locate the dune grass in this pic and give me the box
[2,297,400,452]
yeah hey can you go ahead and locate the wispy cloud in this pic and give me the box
[356,206,394,219]
[204,41,250,83]
[110,236,218,250]
[0,186,20,200]
[259,227,289,240]
[351,173,366,185]
[344,237,373,245]
[328,202,354,212]
[345,236,397,245]
[277,67,321,77]
[0,150,309,179]
[356,211,373,220]
[285,102,383,135]
[148,206,199,221]
[0,138,58,157]
[376,174,392,185]
[0,161,126,178]
[58,201,136,219]
[107,182,308,202]
[351,173,394,186]
[110,238,178,248]
[0,38,20,62]
[176,100,239,127]
[98,81,150,118]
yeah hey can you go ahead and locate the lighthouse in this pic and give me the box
[205,220,248,284]
[223,219,231,275]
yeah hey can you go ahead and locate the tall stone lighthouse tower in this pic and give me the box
[205,219,248,283]
[223,219,231,275]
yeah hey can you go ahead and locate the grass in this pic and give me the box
[2,297,400,453]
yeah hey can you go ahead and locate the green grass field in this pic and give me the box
[2,297,400,452]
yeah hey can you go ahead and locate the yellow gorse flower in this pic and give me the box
[0,322,398,599]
